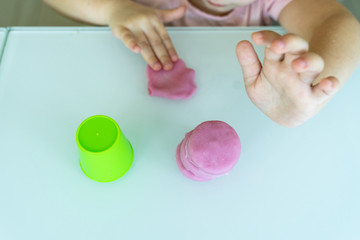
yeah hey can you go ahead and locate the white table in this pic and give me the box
[0,27,359,240]
[0,28,8,62]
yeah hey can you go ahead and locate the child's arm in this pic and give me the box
[236,0,360,127]
[43,0,186,71]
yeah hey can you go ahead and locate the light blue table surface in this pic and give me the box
[0,27,359,240]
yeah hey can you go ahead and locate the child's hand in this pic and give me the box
[107,1,186,71]
[236,30,339,127]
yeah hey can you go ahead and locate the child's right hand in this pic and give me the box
[106,0,186,71]
[236,31,339,127]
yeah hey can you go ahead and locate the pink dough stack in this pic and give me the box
[176,121,241,181]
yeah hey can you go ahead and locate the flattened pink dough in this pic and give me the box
[176,121,241,182]
[146,59,196,100]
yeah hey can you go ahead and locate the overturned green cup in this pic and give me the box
[76,115,134,182]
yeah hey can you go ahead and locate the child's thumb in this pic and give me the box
[156,6,186,23]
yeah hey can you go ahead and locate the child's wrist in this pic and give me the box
[103,0,132,25]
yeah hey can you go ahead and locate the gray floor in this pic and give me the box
[0,0,359,27]
[338,0,360,20]
[0,0,84,27]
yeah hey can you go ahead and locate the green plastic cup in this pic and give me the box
[76,115,134,182]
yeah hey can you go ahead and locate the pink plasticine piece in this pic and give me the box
[146,59,197,100]
[176,121,241,182]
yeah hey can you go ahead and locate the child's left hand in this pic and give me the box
[236,30,339,127]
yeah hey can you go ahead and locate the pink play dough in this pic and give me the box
[146,59,196,100]
[176,121,241,181]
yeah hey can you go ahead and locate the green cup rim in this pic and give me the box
[76,115,121,154]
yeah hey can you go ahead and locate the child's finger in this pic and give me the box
[270,34,309,55]
[144,27,173,71]
[252,31,282,46]
[292,52,325,84]
[311,76,339,101]
[112,26,141,53]
[271,34,309,66]
[270,33,309,65]
[236,40,262,87]
[153,21,178,62]
[252,31,283,61]
[135,31,162,71]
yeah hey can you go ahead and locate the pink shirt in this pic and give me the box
[133,0,292,26]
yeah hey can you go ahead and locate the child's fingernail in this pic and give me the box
[153,63,162,70]
[276,40,285,50]
[326,78,334,88]
[171,54,178,62]
[254,32,263,39]
[164,62,172,70]
[298,59,307,68]
[132,45,140,52]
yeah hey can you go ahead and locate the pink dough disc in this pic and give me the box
[175,121,241,181]
[146,59,196,100]
[188,121,241,176]
[176,133,215,182]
